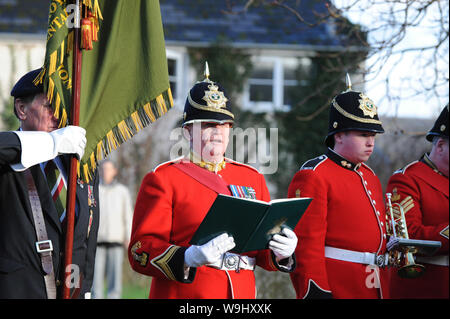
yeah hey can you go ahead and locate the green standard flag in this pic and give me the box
[36,0,173,181]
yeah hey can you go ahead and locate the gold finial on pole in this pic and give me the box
[345,73,352,91]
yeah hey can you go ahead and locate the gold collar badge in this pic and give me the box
[341,160,352,168]
[358,93,378,118]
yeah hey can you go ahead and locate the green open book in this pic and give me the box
[190,194,312,253]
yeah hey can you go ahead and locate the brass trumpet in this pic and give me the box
[385,193,425,278]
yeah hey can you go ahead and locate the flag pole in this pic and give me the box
[63,0,82,299]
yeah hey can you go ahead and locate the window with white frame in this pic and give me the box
[248,60,274,104]
[243,56,310,112]
[166,50,183,107]
[168,58,177,98]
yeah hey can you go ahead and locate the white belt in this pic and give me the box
[325,246,388,267]
[416,255,449,267]
[208,252,256,271]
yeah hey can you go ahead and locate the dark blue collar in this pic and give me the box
[421,153,444,176]
[326,148,361,171]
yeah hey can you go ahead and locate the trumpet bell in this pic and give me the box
[398,263,425,279]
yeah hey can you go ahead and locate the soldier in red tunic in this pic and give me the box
[128,65,297,299]
[288,83,391,299]
[386,105,449,299]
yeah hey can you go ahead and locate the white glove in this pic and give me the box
[185,233,235,268]
[11,127,86,172]
[50,125,87,160]
[268,227,298,261]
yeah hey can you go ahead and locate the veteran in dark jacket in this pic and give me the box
[0,69,99,299]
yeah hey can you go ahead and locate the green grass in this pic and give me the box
[121,282,149,299]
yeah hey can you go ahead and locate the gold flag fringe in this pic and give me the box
[33,3,102,131]
[80,87,174,182]
[33,1,173,183]
[33,52,69,129]
[33,33,70,129]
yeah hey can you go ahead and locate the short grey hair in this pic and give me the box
[432,135,449,146]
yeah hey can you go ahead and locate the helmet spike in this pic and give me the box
[204,61,211,82]
[345,73,352,91]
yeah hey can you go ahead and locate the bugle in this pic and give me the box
[385,193,426,278]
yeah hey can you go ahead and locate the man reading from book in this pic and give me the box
[128,63,297,299]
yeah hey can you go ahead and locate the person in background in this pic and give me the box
[386,104,448,299]
[92,160,133,299]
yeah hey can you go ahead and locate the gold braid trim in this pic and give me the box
[187,92,235,119]
[440,225,449,239]
[189,151,226,173]
[332,98,382,124]
[150,245,180,281]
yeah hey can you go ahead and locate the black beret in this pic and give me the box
[325,90,384,147]
[182,80,234,127]
[426,104,449,142]
[10,68,43,98]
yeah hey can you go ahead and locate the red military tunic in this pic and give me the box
[386,154,449,299]
[288,149,390,299]
[128,157,282,299]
